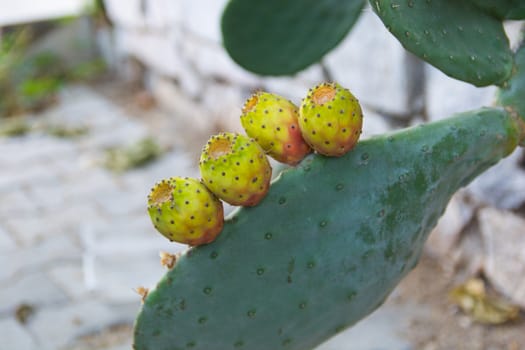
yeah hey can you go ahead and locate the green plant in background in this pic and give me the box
[0,26,106,118]
[103,137,163,172]
[134,1,525,349]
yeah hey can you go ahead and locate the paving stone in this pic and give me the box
[0,160,62,193]
[0,186,39,217]
[94,189,145,217]
[325,7,411,116]
[79,219,186,303]
[0,318,39,350]
[0,271,68,314]
[60,168,116,203]
[120,150,198,191]
[80,120,149,149]
[479,207,525,308]
[4,202,100,246]
[0,234,80,282]
[50,86,127,130]
[0,135,78,168]
[0,224,17,253]
[28,301,125,350]
[47,263,91,301]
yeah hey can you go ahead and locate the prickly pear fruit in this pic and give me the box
[200,132,272,206]
[147,177,224,246]
[240,92,311,165]
[299,82,363,156]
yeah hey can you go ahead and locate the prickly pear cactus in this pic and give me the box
[134,2,525,349]
[134,109,524,350]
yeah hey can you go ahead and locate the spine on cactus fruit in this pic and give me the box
[147,177,224,246]
[199,132,272,206]
[240,91,311,165]
[299,82,363,157]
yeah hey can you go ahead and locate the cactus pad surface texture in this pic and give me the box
[221,0,365,75]
[371,0,513,86]
[134,107,523,350]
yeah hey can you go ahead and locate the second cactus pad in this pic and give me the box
[299,82,363,157]
[241,91,311,165]
[200,132,272,206]
[147,177,224,246]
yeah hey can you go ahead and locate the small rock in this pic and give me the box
[479,207,525,308]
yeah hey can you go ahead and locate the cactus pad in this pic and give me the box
[371,0,513,86]
[135,108,522,350]
[499,42,525,133]
[468,0,525,20]
[221,0,366,75]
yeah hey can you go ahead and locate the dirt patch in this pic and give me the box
[393,254,525,350]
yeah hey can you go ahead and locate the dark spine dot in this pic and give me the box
[264,232,273,240]
[203,287,212,295]
[278,197,286,205]
[319,220,327,228]
[198,317,207,324]
[256,268,265,275]
[247,309,256,318]
[335,183,344,191]
[210,251,218,259]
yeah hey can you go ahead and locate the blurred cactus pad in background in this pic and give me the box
[133,1,525,349]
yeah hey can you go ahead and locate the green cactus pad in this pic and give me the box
[134,108,522,350]
[371,0,513,86]
[299,82,363,157]
[221,0,366,75]
[468,0,525,20]
[499,42,525,133]
[241,92,311,165]
[200,133,272,206]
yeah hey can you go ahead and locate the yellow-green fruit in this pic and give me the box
[147,177,224,246]
[200,132,272,206]
[240,92,311,165]
[299,82,363,156]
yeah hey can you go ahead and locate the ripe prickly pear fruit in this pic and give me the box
[200,132,272,206]
[299,82,363,157]
[147,177,224,246]
[240,91,311,165]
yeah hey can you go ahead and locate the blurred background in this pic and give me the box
[0,1,524,349]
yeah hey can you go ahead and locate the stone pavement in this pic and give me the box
[0,85,196,350]
[0,84,421,349]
